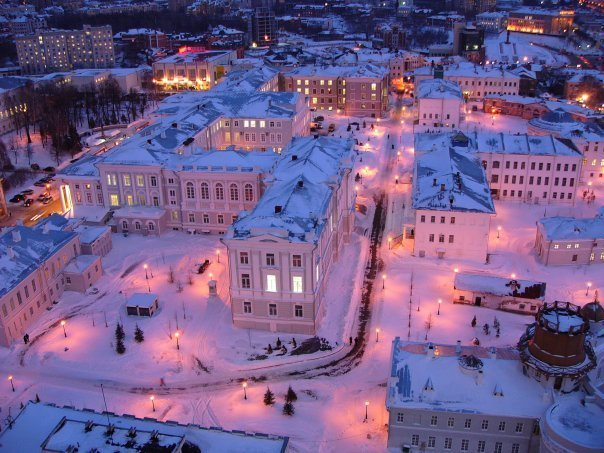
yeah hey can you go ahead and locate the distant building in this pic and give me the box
[476,12,508,33]
[415,79,463,132]
[507,8,574,36]
[15,25,115,75]
[374,24,406,50]
[249,7,278,45]
[460,0,497,15]
[117,28,168,50]
[9,15,47,36]
[535,210,604,266]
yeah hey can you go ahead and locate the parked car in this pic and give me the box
[23,198,34,207]
[37,192,49,201]
[197,259,211,274]
[9,194,25,203]
[310,127,317,133]
[86,287,99,295]
[30,163,41,171]
[328,123,336,133]
[43,166,55,172]
[42,196,53,204]
[20,189,34,195]
[34,180,47,187]
[314,115,325,122]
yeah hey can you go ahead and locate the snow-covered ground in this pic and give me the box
[484,31,570,67]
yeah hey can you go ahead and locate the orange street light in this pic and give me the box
[364,401,370,422]
[376,328,380,343]
[8,375,14,392]
[60,320,67,338]
[175,331,180,350]
[586,282,592,296]
[382,274,386,290]
[242,381,248,400]
[150,395,155,412]
[437,298,442,315]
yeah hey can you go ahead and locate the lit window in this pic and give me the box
[110,194,119,206]
[292,276,303,293]
[266,275,277,292]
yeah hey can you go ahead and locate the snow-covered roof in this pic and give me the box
[0,402,289,452]
[59,154,102,178]
[0,226,77,297]
[113,206,166,220]
[63,254,98,274]
[454,272,546,300]
[154,50,231,64]
[127,292,158,308]
[510,7,573,16]
[288,63,388,79]
[412,146,495,214]
[387,338,552,417]
[414,62,519,79]
[211,66,278,94]
[73,225,110,245]
[414,131,581,157]
[538,211,604,241]
[417,78,462,100]
[544,398,604,450]
[227,137,354,243]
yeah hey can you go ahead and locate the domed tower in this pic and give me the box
[518,301,596,392]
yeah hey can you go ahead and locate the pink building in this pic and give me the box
[222,137,356,334]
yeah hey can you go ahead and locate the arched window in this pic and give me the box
[230,183,239,201]
[135,221,141,230]
[244,184,253,202]
[122,220,128,230]
[215,183,224,200]
[148,222,155,231]
[200,182,209,199]
[186,182,195,199]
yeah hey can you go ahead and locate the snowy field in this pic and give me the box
[484,31,570,67]
[0,109,603,451]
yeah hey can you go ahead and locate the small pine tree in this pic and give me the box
[267,344,273,354]
[292,337,297,348]
[115,323,125,342]
[276,337,282,348]
[134,325,145,343]
[282,401,295,416]
[116,338,126,354]
[35,393,40,403]
[285,385,298,403]
[263,387,275,406]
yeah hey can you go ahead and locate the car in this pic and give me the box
[197,259,211,274]
[314,116,325,122]
[23,198,34,207]
[43,166,56,173]
[328,123,336,132]
[42,196,53,204]
[20,189,34,195]
[87,287,99,295]
[316,123,323,130]
[9,194,25,203]
[38,192,49,201]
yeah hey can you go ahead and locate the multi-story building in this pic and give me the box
[222,137,356,335]
[0,225,103,346]
[386,338,547,452]
[476,12,508,33]
[0,179,7,221]
[507,8,574,35]
[389,53,426,80]
[282,64,389,118]
[15,25,115,75]
[117,28,168,50]
[415,79,463,132]
[460,0,496,15]
[374,24,406,50]
[9,15,47,36]
[152,49,237,92]
[415,132,583,204]
[535,209,604,266]
[414,63,520,102]
[410,145,495,262]
[248,7,278,45]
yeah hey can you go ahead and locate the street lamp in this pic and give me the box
[388,237,392,250]
[150,395,155,412]
[8,375,14,392]
[454,267,459,273]
[497,226,501,239]
[144,263,149,279]
[511,273,516,279]
[175,331,180,350]
[382,274,386,290]
[437,299,442,315]
[376,328,380,343]
[586,282,592,296]
[364,401,369,422]
[397,151,401,162]
[242,381,248,400]
[60,320,67,338]
[217,249,221,263]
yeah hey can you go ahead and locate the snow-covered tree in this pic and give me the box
[116,338,126,354]
[115,323,125,342]
[264,387,275,406]
[282,401,295,416]
[286,385,297,403]
[134,325,144,343]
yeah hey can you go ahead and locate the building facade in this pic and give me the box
[507,8,574,35]
[415,79,463,132]
[16,25,115,75]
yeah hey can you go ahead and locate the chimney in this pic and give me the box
[274,205,282,214]
[7,246,15,259]
[440,183,445,192]
[455,340,462,355]
[291,155,298,161]
[43,223,50,234]
[12,229,21,243]
[160,130,166,139]
[297,180,304,188]
[432,178,437,187]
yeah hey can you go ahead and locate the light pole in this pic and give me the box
[376,328,380,343]
[382,274,386,290]
[454,267,459,274]
[217,250,221,263]
[511,273,516,279]
[175,331,180,350]
[437,299,442,315]
[60,320,67,338]
[497,226,501,239]
[397,151,401,163]
[8,375,14,392]
[388,237,392,250]
[242,381,248,400]
[586,282,592,296]
[150,395,155,412]
[364,401,369,422]
[144,263,149,279]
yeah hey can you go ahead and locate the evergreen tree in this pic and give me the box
[116,338,126,354]
[282,401,295,416]
[267,344,273,354]
[285,385,298,403]
[292,337,297,348]
[263,387,275,406]
[115,323,125,342]
[134,324,145,343]
[35,393,40,403]
[276,337,282,348]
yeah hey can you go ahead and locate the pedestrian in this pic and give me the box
[354,337,358,346]
[349,336,353,346]
[471,315,477,327]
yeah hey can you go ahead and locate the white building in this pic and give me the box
[415,132,583,204]
[411,145,495,262]
[476,12,508,33]
[415,79,463,132]
[222,137,356,335]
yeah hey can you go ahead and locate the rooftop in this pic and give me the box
[288,63,388,79]
[63,254,98,274]
[387,338,553,417]
[211,66,278,94]
[414,62,520,79]
[417,78,463,100]
[454,272,546,300]
[127,292,158,308]
[538,210,604,241]
[154,50,232,64]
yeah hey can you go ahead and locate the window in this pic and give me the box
[230,184,239,201]
[150,176,157,187]
[32,280,36,292]
[240,252,249,264]
[428,437,435,448]
[122,220,128,230]
[110,194,119,206]
[451,217,455,224]
[461,439,469,451]
[420,215,426,223]
[243,301,251,314]
[494,442,502,453]
[123,175,131,186]
[292,276,303,293]
[447,417,454,427]
[295,305,303,317]
[215,183,224,200]
[266,253,275,266]
[430,416,438,426]
[429,234,435,242]
[439,234,445,243]
[411,435,419,446]
[217,215,224,224]
[186,182,195,199]
[515,423,523,433]
[266,275,277,292]
[477,440,486,452]
[269,303,277,316]
[200,183,209,199]
[135,221,141,230]
[498,421,506,431]
[430,216,435,223]
[481,419,488,430]
[464,418,472,429]
[188,213,195,223]
[202,214,210,224]
[136,175,144,186]
[444,438,452,450]
[24,286,29,298]
[244,184,253,202]
[241,274,250,289]
[511,444,519,453]
[396,413,404,422]
[148,222,155,231]
[440,216,445,224]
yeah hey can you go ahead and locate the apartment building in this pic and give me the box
[389,53,426,79]
[415,132,583,204]
[414,63,520,102]
[222,137,356,335]
[59,90,310,233]
[410,145,495,262]
[476,12,508,33]
[415,79,463,132]
[386,338,547,453]
[282,64,389,118]
[535,209,604,266]
[16,25,115,75]
[248,7,277,45]
[152,50,237,91]
[9,15,47,36]
[507,8,574,35]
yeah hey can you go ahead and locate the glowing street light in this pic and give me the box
[8,375,14,392]
[397,151,401,162]
[454,267,459,273]
[388,237,392,250]
[60,320,67,338]
[175,331,180,350]
[511,273,516,279]
[497,225,501,239]
[144,263,149,279]
[586,282,592,296]
[150,395,156,412]
[364,401,369,422]
[437,299,442,315]
[242,381,248,400]
[376,328,380,343]
[382,274,386,290]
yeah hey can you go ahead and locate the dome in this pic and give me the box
[581,301,604,322]
[539,109,574,124]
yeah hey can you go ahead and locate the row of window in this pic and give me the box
[185,182,254,202]
[242,301,304,318]
[492,175,575,187]
[460,80,517,87]
[408,434,519,453]
[397,412,524,432]
[420,215,456,224]
[107,174,158,188]
[428,234,454,243]
[489,160,577,172]
[240,274,304,293]
[240,252,303,267]
[499,189,573,200]
[422,113,453,120]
